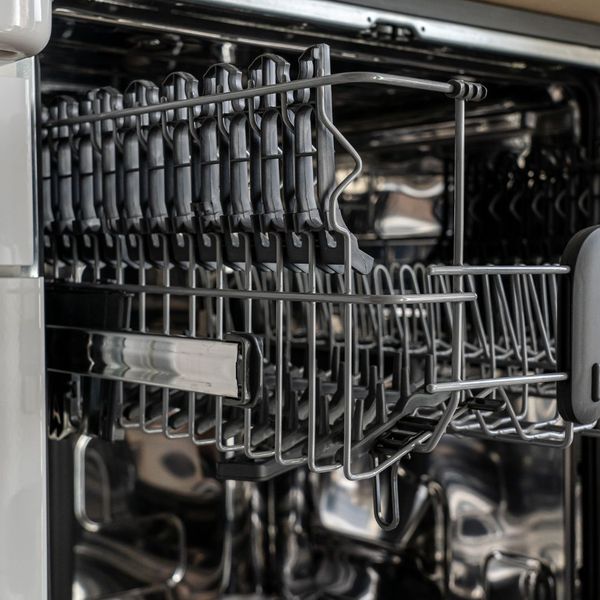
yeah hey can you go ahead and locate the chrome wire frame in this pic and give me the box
[44,64,584,496]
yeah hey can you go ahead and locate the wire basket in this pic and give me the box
[42,43,587,528]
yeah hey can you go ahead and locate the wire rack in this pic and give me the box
[42,43,589,529]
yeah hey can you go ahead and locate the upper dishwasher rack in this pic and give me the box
[42,43,589,529]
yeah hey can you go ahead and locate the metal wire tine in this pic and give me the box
[316,270,331,323]
[520,273,541,361]
[548,272,559,343]
[511,274,527,362]
[493,273,520,362]
[457,421,574,447]
[493,387,569,444]
[525,273,555,364]
[214,234,245,453]
[422,266,439,380]
[490,279,512,363]
[476,275,496,368]
[372,264,402,380]
[396,265,415,360]
[241,237,275,460]
[119,236,149,435]
[159,239,188,440]
[372,459,401,531]
[179,241,201,441]
[117,382,139,431]
[307,234,339,473]
[428,276,446,360]
[429,271,454,352]
[413,263,435,354]
[350,426,434,481]
[186,394,216,447]
[105,229,139,433]
[464,274,489,362]
[473,397,516,438]
[471,387,524,437]
[412,262,429,288]
[482,274,497,393]
[459,392,551,437]
[274,234,307,467]
[364,273,377,336]
[519,275,544,362]
[355,275,368,343]
[397,264,431,354]
[284,270,293,370]
[257,270,275,364]
[358,273,378,343]
[512,274,531,421]
[416,263,436,354]
[540,272,552,346]
[243,407,274,460]
[454,277,497,431]
[450,387,493,431]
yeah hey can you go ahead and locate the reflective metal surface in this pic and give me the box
[373,176,444,240]
[47,326,241,398]
[484,551,556,599]
[430,437,567,599]
[64,426,571,599]
[312,433,568,599]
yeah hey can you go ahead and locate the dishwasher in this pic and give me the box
[2,0,600,598]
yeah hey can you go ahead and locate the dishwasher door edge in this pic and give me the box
[193,0,600,68]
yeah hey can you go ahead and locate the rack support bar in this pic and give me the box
[46,325,241,398]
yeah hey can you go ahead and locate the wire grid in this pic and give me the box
[41,47,584,507]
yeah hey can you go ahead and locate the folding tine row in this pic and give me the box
[42,43,592,529]
[463,145,600,262]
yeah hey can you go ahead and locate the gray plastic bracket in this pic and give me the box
[558,225,600,425]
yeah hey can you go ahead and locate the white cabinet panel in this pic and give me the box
[0,278,46,600]
[0,74,34,267]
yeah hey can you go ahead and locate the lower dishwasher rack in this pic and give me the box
[42,42,594,531]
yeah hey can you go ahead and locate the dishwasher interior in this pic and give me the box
[41,2,600,598]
